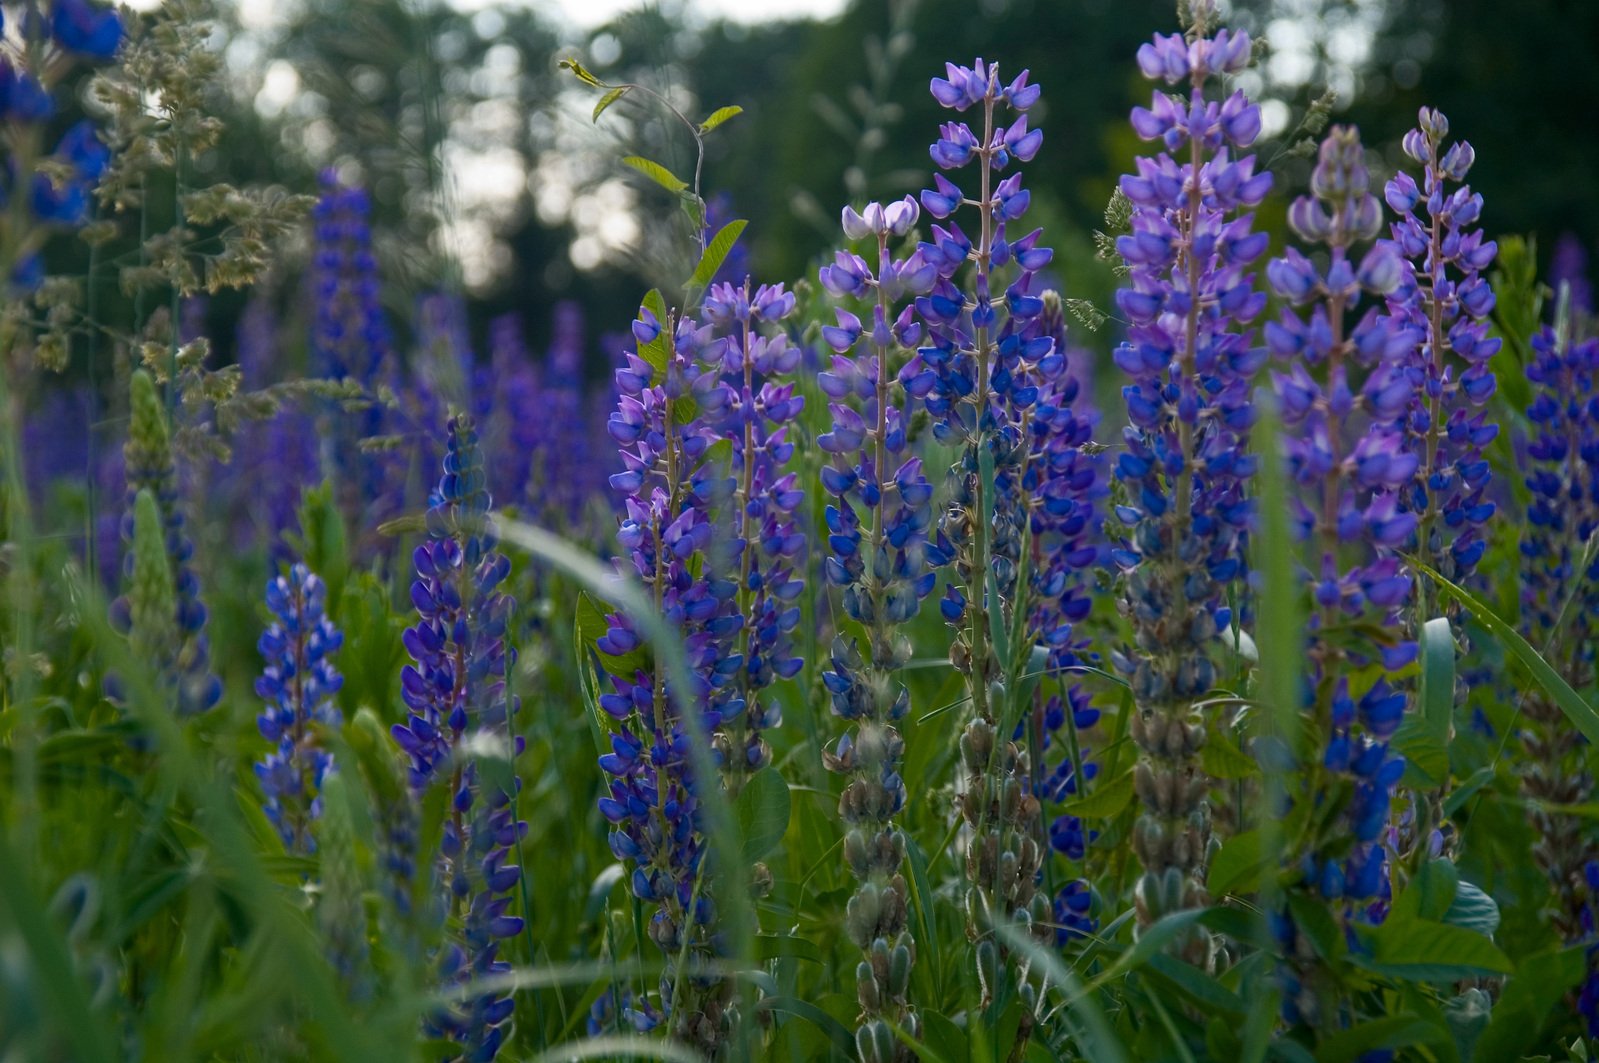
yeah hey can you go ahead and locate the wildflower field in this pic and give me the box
[4,0,1599,1060]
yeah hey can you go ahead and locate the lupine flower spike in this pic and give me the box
[1519,314,1599,1035]
[597,304,742,1054]
[817,195,939,1063]
[1110,0,1270,964]
[1264,126,1416,1032]
[700,279,805,797]
[391,416,525,1061]
[254,563,344,854]
[109,370,221,716]
[910,56,1056,1032]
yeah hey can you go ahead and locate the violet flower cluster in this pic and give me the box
[1025,295,1105,946]
[816,195,939,1063]
[310,173,402,541]
[1109,2,1270,956]
[1264,127,1416,1029]
[701,280,805,794]
[1384,108,1500,596]
[254,563,344,854]
[597,303,742,1054]
[0,0,120,291]
[909,56,1056,1024]
[391,416,524,1062]
[1519,321,1599,1034]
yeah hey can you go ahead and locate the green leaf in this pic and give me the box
[1396,616,1455,786]
[759,996,855,1057]
[1442,764,1496,818]
[1472,947,1584,1060]
[1207,829,1265,897]
[591,86,630,123]
[621,155,688,194]
[1390,858,1459,924]
[698,105,743,134]
[689,219,748,291]
[1442,880,1500,937]
[1366,919,1512,981]
[575,590,650,679]
[635,290,670,376]
[753,933,820,964]
[1057,768,1134,820]
[1412,559,1599,746]
[1316,1017,1449,1063]
[734,768,790,862]
[558,57,604,88]
[1200,728,1259,781]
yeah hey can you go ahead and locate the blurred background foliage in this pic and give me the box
[44,0,1599,386]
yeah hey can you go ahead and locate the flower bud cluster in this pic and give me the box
[1109,7,1269,955]
[1519,321,1599,1033]
[1385,108,1501,591]
[596,305,744,1054]
[390,416,525,1061]
[701,280,805,792]
[816,195,940,1062]
[254,563,344,854]
[109,369,221,716]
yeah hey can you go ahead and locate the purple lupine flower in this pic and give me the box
[310,173,404,544]
[1264,127,1419,1030]
[51,0,124,60]
[596,303,741,1054]
[390,416,525,1061]
[1518,320,1599,1035]
[907,56,1058,1026]
[1109,0,1270,959]
[1024,293,1107,949]
[1385,107,1500,597]
[539,301,599,527]
[254,563,344,853]
[700,279,805,792]
[231,296,319,553]
[815,190,939,1063]
[484,314,540,507]
[1550,234,1593,317]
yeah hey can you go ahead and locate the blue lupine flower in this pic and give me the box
[51,0,124,60]
[254,563,343,853]
[1385,107,1501,594]
[816,190,939,1063]
[906,56,1058,1022]
[1519,319,1599,1036]
[596,302,742,1055]
[1265,124,1421,1033]
[310,173,404,546]
[391,416,525,1061]
[1110,0,1269,955]
[700,279,805,791]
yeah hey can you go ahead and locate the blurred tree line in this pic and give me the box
[50,0,1599,386]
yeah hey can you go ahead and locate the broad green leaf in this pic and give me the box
[1442,880,1500,937]
[734,768,791,862]
[1472,947,1584,1060]
[1057,768,1134,819]
[689,219,748,291]
[1396,615,1455,785]
[1207,829,1265,897]
[1200,727,1258,780]
[698,105,743,134]
[576,590,650,679]
[1390,858,1458,924]
[592,85,629,122]
[621,155,688,194]
[1365,918,1512,981]
[1413,559,1599,746]
[759,996,855,1057]
[1316,1017,1450,1063]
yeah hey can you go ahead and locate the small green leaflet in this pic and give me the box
[621,155,688,194]
[698,105,743,134]
[591,86,630,123]
[558,57,604,87]
[689,219,748,290]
